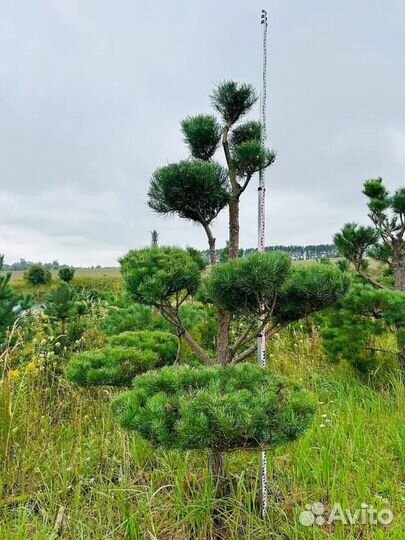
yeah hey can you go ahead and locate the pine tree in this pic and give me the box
[150,230,159,248]
[0,255,29,343]
[58,267,75,283]
[24,264,52,286]
[334,178,405,291]
[322,282,405,377]
[45,283,75,334]
[117,82,347,516]
[363,178,405,290]
[333,180,405,376]
[68,81,349,525]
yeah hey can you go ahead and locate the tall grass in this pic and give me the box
[0,328,404,539]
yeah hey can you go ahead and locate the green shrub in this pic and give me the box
[67,347,160,387]
[109,331,178,364]
[186,247,207,270]
[113,363,315,451]
[24,265,52,286]
[58,267,75,282]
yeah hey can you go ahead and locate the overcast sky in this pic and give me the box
[1,0,404,266]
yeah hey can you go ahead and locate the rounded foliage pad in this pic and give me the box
[206,252,291,315]
[113,363,315,451]
[109,330,178,364]
[67,347,161,387]
[120,247,201,307]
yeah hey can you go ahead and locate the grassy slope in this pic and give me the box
[1,330,404,539]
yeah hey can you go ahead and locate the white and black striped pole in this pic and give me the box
[258,8,268,518]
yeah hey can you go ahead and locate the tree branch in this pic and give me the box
[357,270,386,290]
[160,305,214,366]
[230,295,277,358]
[222,126,232,168]
[238,173,253,196]
[231,324,282,364]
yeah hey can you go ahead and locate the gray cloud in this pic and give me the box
[0,0,404,265]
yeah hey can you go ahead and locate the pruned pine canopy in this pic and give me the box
[113,363,316,451]
[120,247,201,307]
[210,81,258,126]
[181,114,222,161]
[205,252,350,322]
[148,160,230,226]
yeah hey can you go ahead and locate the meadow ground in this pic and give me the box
[8,257,383,282]
[9,267,121,283]
[1,322,404,539]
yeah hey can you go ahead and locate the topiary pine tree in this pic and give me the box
[334,179,405,291]
[118,245,348,510]
[333,180,405,376]
[363,178,405,290]
[334,223,378,274]
[67,80,349,523]
[24,264,52,286]
[58,267,75,283]
[148,81,276,370]
[321,282,405,376]
[114,81,349,514]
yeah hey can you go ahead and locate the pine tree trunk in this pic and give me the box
[215,194,241,365]
[203,223,217,266]
[228,196,240,260]
[202,222,231,365]
[217,308,231,365]
[208,237,217,266]
[393,253,405,291]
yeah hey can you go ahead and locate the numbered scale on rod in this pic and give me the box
[258,7,268,517]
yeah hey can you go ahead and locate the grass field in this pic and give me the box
[1,326,404,539]
[9,267,121,282]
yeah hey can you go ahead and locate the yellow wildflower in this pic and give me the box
[8,369,20,380]
[26,362,38,374]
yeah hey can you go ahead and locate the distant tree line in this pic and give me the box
[2,259,71,271]
[202,243,338,262]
